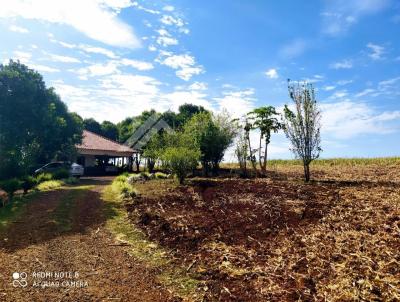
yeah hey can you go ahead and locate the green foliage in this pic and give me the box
[162,147,200,184]
[114,174,128,183]
[111,177,137,200]
[247,106,283,175]
[52,168,70,180]
[0,178,21,203]
[83,118,102,134]
[184,111,237,175]
[37,180,63,191]
[21,175,38,194]
[155,172,168,179]
[0,60,82,179]
[101,120,118,141]
[63,176,79,185]
[35,172,53,183]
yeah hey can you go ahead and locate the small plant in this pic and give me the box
[162,147,200,184]
[155,172,168,179]
[119,182,138,200]
[0,178,22,205]
[63,177,79,185]
[37,180,63,191]
[21,175,38,194]
[127,174,143,185]
[114,174,128,183]
[140,171,151,180]
[52,168,70,180]
[35,172,53,183]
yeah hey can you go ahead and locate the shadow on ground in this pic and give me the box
[0,177,118,253]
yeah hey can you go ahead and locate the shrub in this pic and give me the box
[162,147,200,184]
[64,177,79,185]
[52,168,70,180]
[37,180,62,191]
[36,172,53,183]
[140,171,151,180]
[114,174,128,183]
[119,182,138,199]
[0,178,22,205]
[21,175,38,194]
[127,174,143,185]
[155,172,168,179]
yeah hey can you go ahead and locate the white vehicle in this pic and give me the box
[34,162,84,177]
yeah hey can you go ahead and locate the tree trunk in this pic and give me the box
[247,132,258,177]
[304,163,310,182]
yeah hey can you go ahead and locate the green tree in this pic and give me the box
[184,111,237,175]
[283,80,322,182]
[162,146,200,184]
[0,61,82,179]
[247,106,283,176]
[101,120,118,141]
[83,118,102,135]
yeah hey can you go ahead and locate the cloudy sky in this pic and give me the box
[1,0,399,159]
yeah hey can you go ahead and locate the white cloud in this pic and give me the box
[214,89,256,118]
[163,5,175,12]
[265,68,278,79]
[53,38,119,59]
[156,36,178,47]
[160,15,184,27]
[321,0,391,35]
[45,53,81,63]
[366,43,385,60]
[159,53,204,81]
[330,59,353,69]
[0,0,141,48]
[119,58,154,71]
[75,61,119,78]
[355,88,375,97]
[321,100,400,138]
[323,85,336,91]
[9,24,29,33]
[188,82,207,91]
[280,39,307,58]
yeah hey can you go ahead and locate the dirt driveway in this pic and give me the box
[0,177,174,302]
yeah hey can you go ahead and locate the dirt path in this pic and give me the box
[0,178,175,302]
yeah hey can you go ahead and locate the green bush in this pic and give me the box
[52,168,70,180]
[64,177,79,185]
[37,180,63,191]
[139,171,151,180]
[21,175,38,194]
[162,147,200,184]
[0,178,22,204]
[114,174,128,183]
[155,172,168,179]
[119,182,138,199]
[36,172,53,183]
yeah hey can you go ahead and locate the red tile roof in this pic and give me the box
[76,130,135,154]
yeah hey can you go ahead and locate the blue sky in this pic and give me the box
[0,0,399,159]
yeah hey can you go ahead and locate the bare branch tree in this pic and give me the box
[283,80,322,182]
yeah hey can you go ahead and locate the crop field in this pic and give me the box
[126,159,400,301]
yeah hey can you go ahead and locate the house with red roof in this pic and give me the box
[75,130,138,175]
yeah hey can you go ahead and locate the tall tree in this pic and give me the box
[83,118,102,135]
[283,80,322,182]
[0,60,82,179]
[247,106,283,176]
[184,111,237,175]
[101,121,118,141]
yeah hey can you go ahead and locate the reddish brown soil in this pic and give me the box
[131,174,400,301]
[0,178,175,302]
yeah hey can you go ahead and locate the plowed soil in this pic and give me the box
[131,167,400,301]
